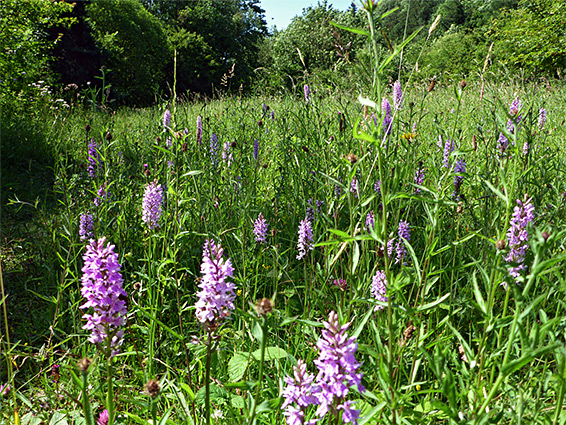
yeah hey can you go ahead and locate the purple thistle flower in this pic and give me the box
[443,139,455,168]
[538,108,546,129]
[387,238,395,258]
[504,195,535,281]
[313,311,364,422]
[163,109,171,129]
[306,199,315,224]
[79,212,94,241]
[304,84,310,102]
[371,270,387,310]
[51,364,60,383]
[393,80,403,110]
[195,240,236,325]
[506,118,515,134]
[370,113,377,128]
[282,360,319,418]
[97,409,109,425]
[281,312,364,424]
[374,179,381,194]
[350,177,359,198]
[253,139,259,161]
[196,116,202,146]
[366,210,374,232]
[382,98,392,134]
[395,221,410,265]
[333,279,347,291]
[296,218,314,260]
[414,164,425,193]
[522,141,529,155]
[509,98,522,117]
[253,213,268,244]
[335,177,344,199]
[223,141,233,166]
[498,132,509,153]
[0,384,11,396]
[80,237,127,356]
[142,180,163,230]
[452,159,466,199]
[87,138,101,178]
[94,184,108,207]
[210,133,218,166]
[235,176,241,193]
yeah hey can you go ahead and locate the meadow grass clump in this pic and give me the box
[2,13,566,424]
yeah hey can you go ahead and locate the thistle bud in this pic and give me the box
[145,379,160,397]
[255,298,273,317]
[346,153,358,165]
[428,78,436,93]
[495,239,507,250]
[77,357,92,373]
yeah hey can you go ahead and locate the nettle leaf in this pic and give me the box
[252,346,288,361]
[195,384,228,405]
[228,352,250,382]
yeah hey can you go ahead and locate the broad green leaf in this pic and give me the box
[252,346,288,361]
[228,352,250,382]
[195,384,228,405]
[231,394,245,409]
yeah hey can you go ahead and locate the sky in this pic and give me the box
[260,0,357,31]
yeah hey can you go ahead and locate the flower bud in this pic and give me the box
[145,379,160,397]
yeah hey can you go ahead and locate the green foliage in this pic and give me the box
[375,0,442,43]
[264,1,365,90]
[156,0,267,95]
[0,0,74,108]
[86,0,172,105]
[417,29,491,78]
[494,0,566,75]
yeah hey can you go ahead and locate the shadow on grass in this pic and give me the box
[1,112,58,349]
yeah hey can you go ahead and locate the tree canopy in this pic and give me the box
[2,0,564,107]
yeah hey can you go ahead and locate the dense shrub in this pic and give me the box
[86,0,172,105]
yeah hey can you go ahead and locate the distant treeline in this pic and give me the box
[1,0,565,106]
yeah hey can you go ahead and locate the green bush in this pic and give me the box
[0,0,74,109]
[494,0,566,75]
[86,0,172,105]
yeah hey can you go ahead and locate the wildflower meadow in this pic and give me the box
[2,3,566,425]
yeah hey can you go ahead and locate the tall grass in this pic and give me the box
[2,34,566,425]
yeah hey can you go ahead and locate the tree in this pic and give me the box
[86,0,171,105]
[0,0,74,108]
[268,1,365,85]
[495,0,566,75]
[167,0,267,94]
